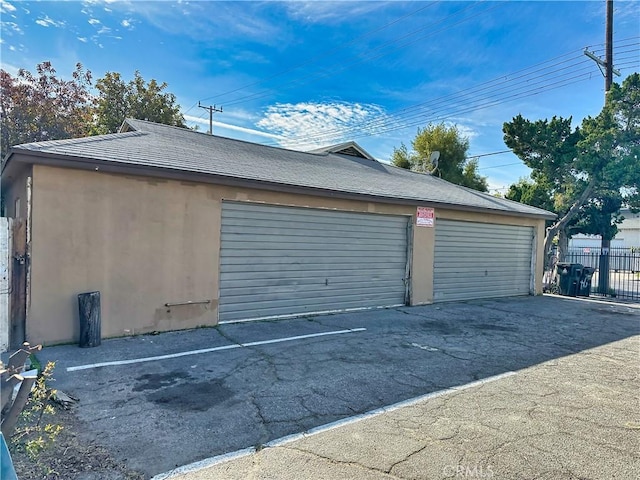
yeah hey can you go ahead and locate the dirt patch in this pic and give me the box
[10,404,144,480]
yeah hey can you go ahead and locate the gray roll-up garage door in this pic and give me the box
[434,219,534,302]
[219,202,409,322]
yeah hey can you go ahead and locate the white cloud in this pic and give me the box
[2,21,22,34]
[285,1,389,24]
[447,122,479,141]
[223,108,261,123]
[97,1,280,44]
[615,1,640,25]
[88,18,101,25]
[0,1,15,13]
[35,15,66,28]
[257,101,388,151]
[77,37,88,43]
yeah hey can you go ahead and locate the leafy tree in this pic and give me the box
[502,115,582,259]
[503,73,640,266]
[569,192,624,241]
[390,143,411,169]
[0,62,93,158]
[391,123,488,192]
[505,178,554,213]
[1,63,188,161]
[461,158,488,192]
[93,71,186,134]
[91,72,128,136]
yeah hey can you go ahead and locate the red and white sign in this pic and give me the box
[416,207,435,227]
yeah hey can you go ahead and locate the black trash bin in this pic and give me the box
[78,291,101,348]
[578,267,596,297]
[555,262,583,297]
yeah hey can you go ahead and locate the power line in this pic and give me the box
[478,161,523,171]
[182,36,636,120]
[260,46,596,145]
[268,71,588,148]
[275,36,639,146]
[617,60,640,68]
[262,51,597,147]
[262,38,639,149]
[468,149,512,159]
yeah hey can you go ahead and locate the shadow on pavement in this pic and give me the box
[35,295,640,478]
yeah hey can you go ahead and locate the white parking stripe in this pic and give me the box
[150,371,517,480]
[66,328,367,372]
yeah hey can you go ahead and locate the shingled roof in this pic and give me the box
[3,119,554,219]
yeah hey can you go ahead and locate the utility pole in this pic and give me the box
[198,102,223,135]
[599,0,614,295]
[605,0,613,92]
[583,0,620,87]
[584,0,620,295]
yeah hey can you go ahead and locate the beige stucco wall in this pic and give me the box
[30,165,222,344]
[27,164,545,345]
[28,165,420,344]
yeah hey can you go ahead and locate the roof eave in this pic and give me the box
[5,150,556,220]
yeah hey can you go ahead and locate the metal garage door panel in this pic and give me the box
[434,220,533,302]
[219,202,408,321]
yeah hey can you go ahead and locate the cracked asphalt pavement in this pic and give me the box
[37,295,639,479]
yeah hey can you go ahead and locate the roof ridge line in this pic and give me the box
[124,118,339,158]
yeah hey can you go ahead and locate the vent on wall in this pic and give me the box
[310,141,377,161]
[334,146,368,158]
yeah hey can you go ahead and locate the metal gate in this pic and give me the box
[219,202,409,322]
[563,248,640,300]
[434,220,534,302]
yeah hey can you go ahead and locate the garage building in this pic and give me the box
[1,119,554,346]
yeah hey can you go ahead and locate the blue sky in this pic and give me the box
[1,1,639,193]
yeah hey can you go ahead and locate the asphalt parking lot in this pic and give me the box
[37,295,639,479]
[169,334,639,480]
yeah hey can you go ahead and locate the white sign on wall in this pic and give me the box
[416,207,435,227]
